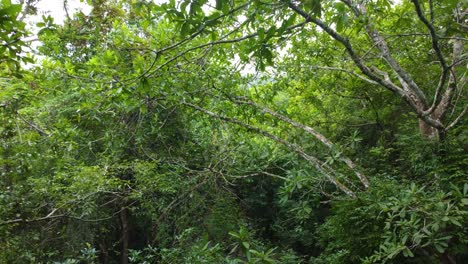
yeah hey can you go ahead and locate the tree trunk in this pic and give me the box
[419,118,438,139]
[440,251,457,264]
[120,206,129,264]
[99,241,109,264]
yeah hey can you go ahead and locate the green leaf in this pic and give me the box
[266,25,277,38]
[402,247,414,257]
[1,0,11,7]
[221,2,230,14]
[461,198,468,205]
[402,234,408,244]
[387,246,404,259]
[228,231,240,239]
[258,27,265,41]
[180,0,189,12]
[278,14,297,34]
[215,0,223,10]
[305,0,322,17]
[139,77,150,93]
[450,218,462,227]
[242,242,250,249]
[4,4,21,16]
[434,243,445,253]
[180,21,189,36]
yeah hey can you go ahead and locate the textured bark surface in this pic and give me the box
[289,0,466,141]
[120,206,129,264]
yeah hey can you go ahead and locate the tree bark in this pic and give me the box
[184,102,357,198]
[235,98,369,188]
[99,241,109,264]
[419,115,438,138]
[120,206,129,264]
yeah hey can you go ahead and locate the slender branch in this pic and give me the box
[287,1,408,100]
[435,38,465,120]
[411,0,449,116]
[429,0,434,24]
[0,204,135,225]
[316,121,378,127]
[0,190,135,226]
[382,33,468,41]
[1,212,65,225]
[157,3,249,55]
[229,171,289,181]
[411,0,447,69]
[288,0,444,129]
[233,98,369,188]
[17,113,50,136]
[64,0,71,22]
[445,106,466,132]
[183,101,356,198]
[18,0,36,22]
[340,0,428,105]
[310,66,379,85]
[448,56,468,68]
[147,20,308,77]
[65,3,250,85]
[15,119,23,142]
[157,175,210,222]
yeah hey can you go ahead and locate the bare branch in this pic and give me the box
[183,101,356,198]
[229,171,289,181]
[233,98,369,189]
[445,106,466,132]
[287,1,413,104]
[411,0,447,69]
[435,38,465,120]
[17,113,50,136]
[0,202,137,226]
[288,0,445,130]
[411,0,450,116]
[309,66,379,85]
[63,0,71,22]
[340,0,428,105]
[1,213,66,225]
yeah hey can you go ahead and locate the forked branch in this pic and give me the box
[183,101,357,198]
[233,97,369,188]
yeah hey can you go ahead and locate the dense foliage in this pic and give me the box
[0,0,466,263]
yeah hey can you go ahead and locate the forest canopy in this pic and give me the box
[0,0,466,263]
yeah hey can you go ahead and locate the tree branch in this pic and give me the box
[65,3,251,85]
[309,66,379,85]
[288,0,444,130]
[411,0,449,116]
[233,97,369,189]
[435,38,465,121]
[0,203,136,226]
[183,101,356,198]
[146,20,308,77]
[411,0,447,69]
[445,106,466,132]
[287,1,411,104]
[17,113,50,136]
[341,0,428,106]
